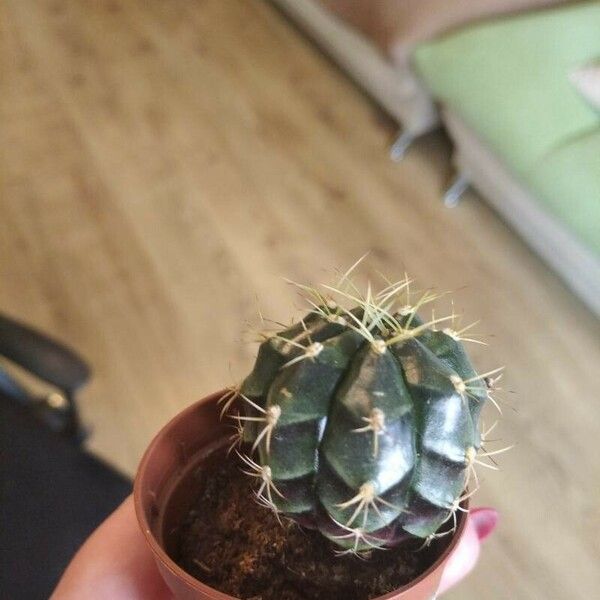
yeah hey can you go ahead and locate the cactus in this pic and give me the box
[224,271,503,553]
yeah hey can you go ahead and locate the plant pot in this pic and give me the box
[134,391,469,600]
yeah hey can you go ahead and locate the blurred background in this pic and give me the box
[2,0,599,598]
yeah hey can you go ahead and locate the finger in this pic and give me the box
[437,507,498,595]
[51,495,172,600]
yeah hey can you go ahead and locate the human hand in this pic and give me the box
[437,507,498,595]
[51,496,171,600]
[51,496,497,599]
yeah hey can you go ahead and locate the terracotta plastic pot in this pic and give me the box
[134,391,469,600]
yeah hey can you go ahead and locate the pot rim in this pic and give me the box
[134,391,469,600]
[134,397,234,598]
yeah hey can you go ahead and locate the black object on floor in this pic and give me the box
[0,314,131,600]
[0,313,91,441]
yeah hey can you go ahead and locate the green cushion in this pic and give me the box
[413,1,600,253]
[413,1,600,172]
[526,127,600,254]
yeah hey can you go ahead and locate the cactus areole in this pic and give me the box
[223,275,500,553]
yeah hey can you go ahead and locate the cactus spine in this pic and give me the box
[225,272,502,553]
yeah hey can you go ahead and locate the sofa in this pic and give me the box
[270,0,600,316]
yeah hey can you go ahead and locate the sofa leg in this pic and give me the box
[443,173,470,208]
[390,130,416,161]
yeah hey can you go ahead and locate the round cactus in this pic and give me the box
[224,273,502,553]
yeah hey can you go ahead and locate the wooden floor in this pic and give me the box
[2,0,600,597]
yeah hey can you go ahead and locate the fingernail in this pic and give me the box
[471,507,499,541]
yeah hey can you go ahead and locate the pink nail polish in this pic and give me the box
[471,507,499,541]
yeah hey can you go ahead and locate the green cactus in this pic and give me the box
[224,273,502,553]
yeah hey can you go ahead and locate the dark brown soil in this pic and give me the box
[176,457,450,600]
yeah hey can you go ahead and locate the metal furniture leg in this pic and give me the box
[443,173,470,208]
[390,130,417,161]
